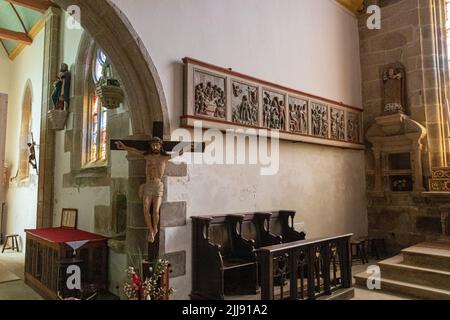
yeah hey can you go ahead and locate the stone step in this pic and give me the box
[318,288,354,300]
[402,240,450,272]
[378,255,450,291]
[354,271,450,300]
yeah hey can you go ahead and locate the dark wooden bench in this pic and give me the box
[191,210,305,300]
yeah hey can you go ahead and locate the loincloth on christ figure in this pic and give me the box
[139,180,164,199]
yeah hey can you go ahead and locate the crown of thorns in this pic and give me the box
[150,137,163,145]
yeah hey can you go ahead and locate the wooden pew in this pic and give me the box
[191,210,306,300]
[271,210,306,242]
[191,215,258,300]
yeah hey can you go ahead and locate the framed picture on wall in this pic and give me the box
[61,208,78,229]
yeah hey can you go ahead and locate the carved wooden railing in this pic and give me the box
[258,234,353,300]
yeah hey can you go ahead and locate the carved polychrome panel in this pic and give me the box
[311,102,328,138]
[288,96,308,134]
[262,90,286,130]
[231,81,258,126]
[330,107,345,141]
[347,112,360,143]
[194,70,226,119]
[183,58,364,150]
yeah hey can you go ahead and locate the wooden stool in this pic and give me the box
[1,234,20,253]
[350,239,368,264]
[365,237,387,259]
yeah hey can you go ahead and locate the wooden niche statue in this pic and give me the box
[51,63,71,110]
[382,62,407,115]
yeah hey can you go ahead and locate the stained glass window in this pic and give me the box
[86,48,109,164]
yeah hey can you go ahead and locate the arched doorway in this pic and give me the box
[45,0,172,282]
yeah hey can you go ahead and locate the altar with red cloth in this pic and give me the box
[24,227,109,300]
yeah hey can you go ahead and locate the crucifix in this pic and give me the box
[111,122,204,260]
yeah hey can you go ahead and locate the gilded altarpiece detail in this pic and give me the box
[231,81,258,126]
[262,90,286,130]
[330,107,345,141]
[311,102,328,138]
[288,97,308,134]
[194,70,226,119]
[430,168,450,191]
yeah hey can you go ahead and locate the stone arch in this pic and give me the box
[18,80,33,180]
[52,0,170,137]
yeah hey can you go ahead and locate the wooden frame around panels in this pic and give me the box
[182,57,364,150]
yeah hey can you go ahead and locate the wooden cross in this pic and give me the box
[110,122,205,154]
[110,121,205,260]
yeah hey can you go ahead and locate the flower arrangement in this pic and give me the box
[123,259,174,300]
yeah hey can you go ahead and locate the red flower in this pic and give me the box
[131,272,141,290]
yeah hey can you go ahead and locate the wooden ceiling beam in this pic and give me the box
[5,0,52,14]
[0,28,32,45]
[336,0,364,14]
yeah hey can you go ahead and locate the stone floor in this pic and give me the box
[0,252,413,300]
[0,251,42,300]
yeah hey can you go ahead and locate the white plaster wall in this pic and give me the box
[108,0,366,299]
[111,0,362,131]
[0,94,8,207]
[0,48,11,94]
[4,29,45,243]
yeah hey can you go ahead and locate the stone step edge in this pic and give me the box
[354,272,450,297]
[379,255,450,276]
[402,247,450,259]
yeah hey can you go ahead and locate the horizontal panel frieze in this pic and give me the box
[183,57,363,150]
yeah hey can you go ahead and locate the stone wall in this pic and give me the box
[360,0,450,251]
[360,0,450,178]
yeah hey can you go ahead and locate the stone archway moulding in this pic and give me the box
[51,0,170,137]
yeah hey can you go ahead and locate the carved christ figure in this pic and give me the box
[115,137,170,243]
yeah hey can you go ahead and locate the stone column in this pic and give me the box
[125,152,148,266]
[373,148,382,192]
[123,134,158,265]
[412,142,425,191]
[37,7,61,228]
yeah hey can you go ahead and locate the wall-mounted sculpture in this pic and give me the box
[194,71,226,119]
[51,63,71,111]
[347,112,360,144]
[288,97,308,134]
[232,81,258,126]
[330,107,345,141]
[382,62,407,115]
[27,132,38,175]
[262,90,286,130]
[183,58,364,149]
[311,102,328,138]
[48,63,71,131]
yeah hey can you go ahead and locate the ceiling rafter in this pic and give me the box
[0,27,32,45]
[10,3,28,33]
[5,0,52,13]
